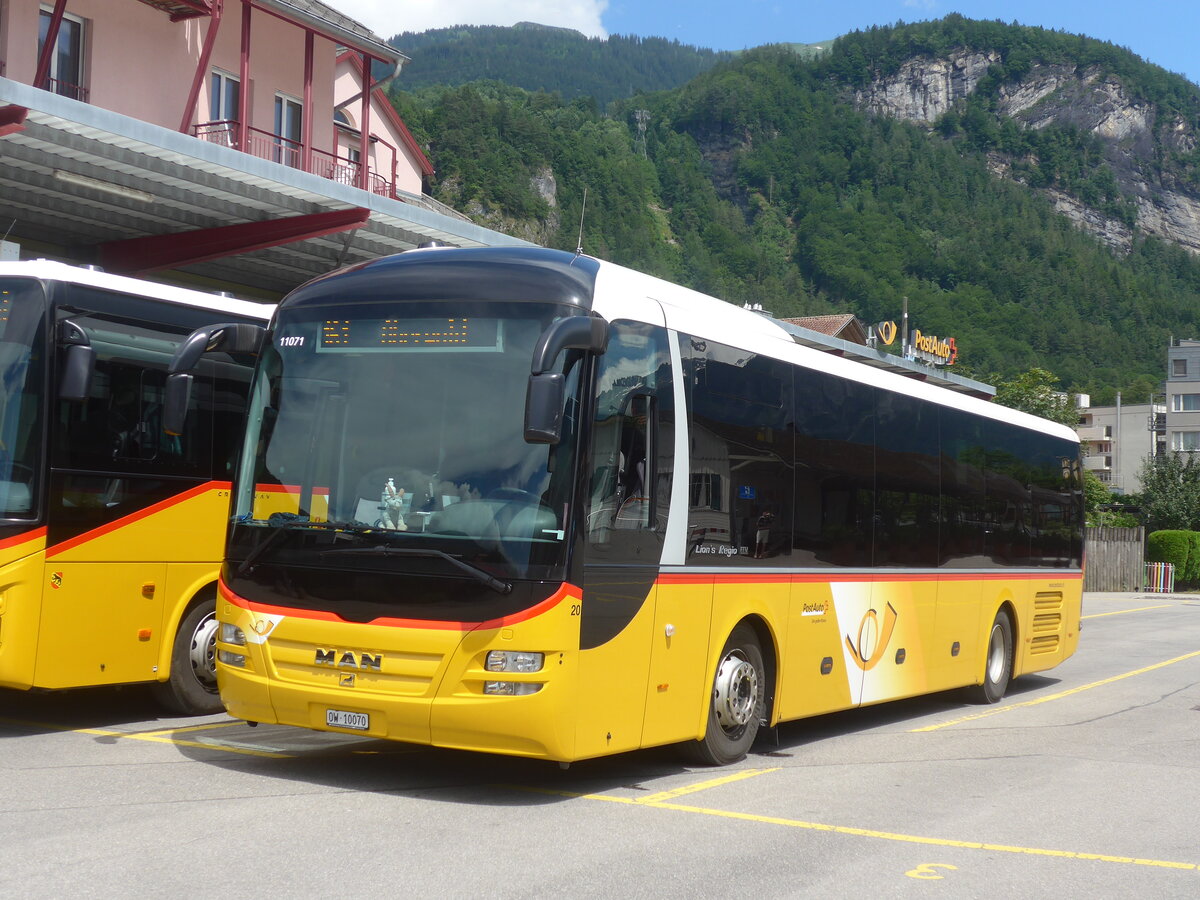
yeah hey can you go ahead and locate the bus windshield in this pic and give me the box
[231,300,582,583]
[0,279,46,520]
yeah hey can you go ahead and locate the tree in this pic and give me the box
[992,368,1076,426]
[1138,453,1200,531]
[1083,470,1139,526]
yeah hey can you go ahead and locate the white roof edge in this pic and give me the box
[589,258,1078,444]
[0,259,274,320]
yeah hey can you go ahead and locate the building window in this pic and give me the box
[38,8,86,101]
[1172,432,1200,452]
[1173,359,1188,377]
[206,70,240,146]
[1173,393,1200,412]
[274,95,303,167]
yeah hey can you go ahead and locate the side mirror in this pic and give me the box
[524,373,566,444]
[163,322,266,437]
[59,343,96,402]
[524,316,608,444]
[162,373,194,437]
[57,320,95,402]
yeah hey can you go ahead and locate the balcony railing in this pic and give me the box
[194,120,395,199]
[38,76,90,103]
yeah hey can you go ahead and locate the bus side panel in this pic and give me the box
[1014,576,1081,676]
[35,561,167,688]
[0,547,47,690]
[640,579,713,748]
[931,575,984,692]
[778,582,856,721]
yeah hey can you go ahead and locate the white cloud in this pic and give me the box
[331,0,609,41]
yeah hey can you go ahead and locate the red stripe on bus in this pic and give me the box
[255,484,331,496]
[219,579,578,631]
[656,570,1083,586]
[0,526,48,550]
[46,481,231,558]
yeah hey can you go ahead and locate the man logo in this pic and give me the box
[876,320,898,346]
[315,649,382,671]
[339,673,356,687]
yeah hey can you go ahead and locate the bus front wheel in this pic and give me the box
[152,597,223,715]
[969,608,1013,705]
[682,625,765,766]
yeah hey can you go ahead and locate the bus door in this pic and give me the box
[577,320,683,757]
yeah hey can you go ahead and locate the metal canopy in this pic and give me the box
[0,77,532,299]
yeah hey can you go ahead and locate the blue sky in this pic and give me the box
[338,1,1200,86]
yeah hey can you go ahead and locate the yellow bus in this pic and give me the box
[0,260,270,714]
[185,247,1082,764]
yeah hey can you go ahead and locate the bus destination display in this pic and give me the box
[316,317,501,352]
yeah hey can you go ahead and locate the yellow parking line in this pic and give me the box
[506,785,1197,871]
[140,721,243,736]
[0,716,291,758]
[911,649,1200,733]
[635,768,777,804]
[1082,605,1170,619]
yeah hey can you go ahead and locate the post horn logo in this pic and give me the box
[876,320,898,346]
[845,602,898,671]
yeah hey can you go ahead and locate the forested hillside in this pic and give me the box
[389,23,730,108]
[391,18,1200,402]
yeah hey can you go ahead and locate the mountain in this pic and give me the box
[390,17,1200,401]
[389,23,731,108]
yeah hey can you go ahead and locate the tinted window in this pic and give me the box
[940,407,987,567]
[793,368,873,567]
[875,390,940,567]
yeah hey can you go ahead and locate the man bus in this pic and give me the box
[176,247,1082,763]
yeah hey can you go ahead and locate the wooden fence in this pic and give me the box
[1084,526,1145,592]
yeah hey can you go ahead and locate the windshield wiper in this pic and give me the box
[235,516,351,576]
[320,546,513,595]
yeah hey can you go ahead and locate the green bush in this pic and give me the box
[1188,532,1200,584]
[1147,530,1191,582]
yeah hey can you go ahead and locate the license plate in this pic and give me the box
[326,708,369,731]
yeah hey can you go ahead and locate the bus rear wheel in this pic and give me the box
[682,625,765,766]
[152,597,224,715]
[969,608,1013,705]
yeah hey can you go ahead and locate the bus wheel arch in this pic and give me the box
[151,584,223,715]
[682,617,775,766]
[969,604,1015,705]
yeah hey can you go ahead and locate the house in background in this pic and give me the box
[0,0,525,297]
[1076,395,1164,493]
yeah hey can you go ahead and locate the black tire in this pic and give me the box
[682,625,765,766]
[969,608,1013,704]
[152,596,224,715]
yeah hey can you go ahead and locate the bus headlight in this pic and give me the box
[220,623,246,646]
[484,681,542,696]
[218,649,246,667]
[486,650,544,673]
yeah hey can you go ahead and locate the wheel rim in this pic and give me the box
[713,649,759,734]
[189,611,219,691]
[985,622,1006,684]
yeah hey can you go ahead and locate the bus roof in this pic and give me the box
[0,259,273,321]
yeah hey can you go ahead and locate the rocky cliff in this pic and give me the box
[855,50,1200,255]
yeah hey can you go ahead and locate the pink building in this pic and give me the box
[0,0,524,296]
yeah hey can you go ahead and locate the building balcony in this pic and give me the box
[195,120,398,201]
[1083,455,1112,471]
[1076,425,1110,442]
